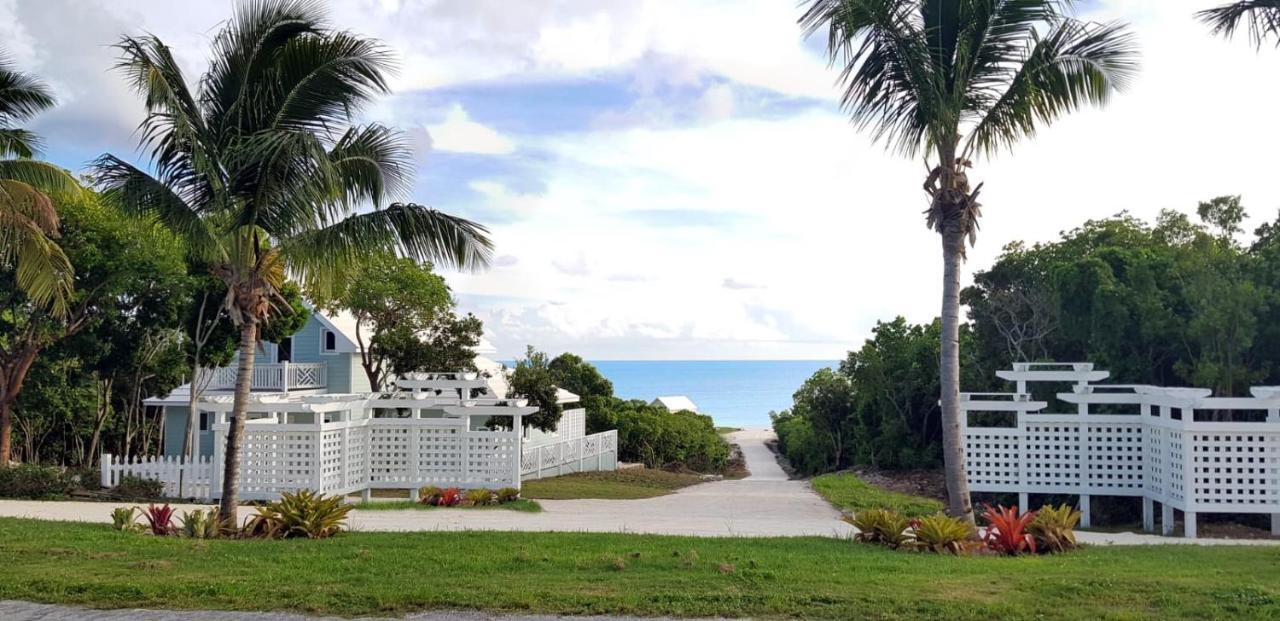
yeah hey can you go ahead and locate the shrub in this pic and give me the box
[587,398,729,472]
[110,506,140,532]
[1029,504,1081,553]
[982,504,1037,555]
[438,487,462,507]
[0,463,75,499]
[243,490,352,539]
[112,475,166,500]
[142,504,177,536]
[418,486,444,506]
[911,514,974,554]
[849,509,912,548]
[180,508,221,539]
[495,487,520,503]
[464,488,495,506]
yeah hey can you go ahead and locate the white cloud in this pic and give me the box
[426,104,516,155]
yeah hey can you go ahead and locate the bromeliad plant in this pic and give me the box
[982,504,1037,555]
[911,514,975,555]
[243,490,353,539]
[180,507,222,539]
[1029,504,1081,553]
[110,506,140,532]
[849,509,913,549]
[438,487,463,507]
[141,503,177,536]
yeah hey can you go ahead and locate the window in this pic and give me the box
[198,412,209,432]
[322,329,337,353]
[277,337,292,363]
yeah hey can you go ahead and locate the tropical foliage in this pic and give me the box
[1199,0,1280,48]
[91,0,491,524]
[803,0,1139,521]
[313,254,480,390]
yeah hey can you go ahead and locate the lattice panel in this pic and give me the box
[463,433,520,486]
[1191,432,1280,508]
[557,409,586,440]
[238,429,318,495]
[367,426,413,483]
[964,430,1020,488]
[1146,427,1167,497]
[1024,423,1082,489]
[1167,431,1185,503]
[415,426,465,484]
[1085,423,1144,493]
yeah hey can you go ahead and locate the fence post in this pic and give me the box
[100,453,113,488]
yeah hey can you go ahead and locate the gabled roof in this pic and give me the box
[651,395,698,413]
[313,310,362,353]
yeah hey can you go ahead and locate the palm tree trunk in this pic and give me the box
[219,320,258,529]
[0,400,12,466]
[940,222,974,523]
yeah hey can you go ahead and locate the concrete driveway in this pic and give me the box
[0,429,853,538]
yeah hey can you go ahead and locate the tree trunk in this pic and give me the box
[0,399,11,467]
[940,222,974,523]
[219,320,258,529]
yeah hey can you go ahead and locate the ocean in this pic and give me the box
[590,360,837,428]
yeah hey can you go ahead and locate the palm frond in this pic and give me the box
[801,0,939,156]
[0,128,40,159]
[91,154,225,262]
[965,19,1138,158]
[325,124,412,209]
[0,159,79,197]
[1197,1,1280,48]
[267,30,395,134]
[202,0,326,134]
[0,55,56,128]
[280,203,492,293]
[0,179,72,315]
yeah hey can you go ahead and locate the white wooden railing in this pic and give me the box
[520,430,618,480]
[200,362,327,392]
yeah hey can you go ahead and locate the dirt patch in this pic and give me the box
[847,466,948,504]
[721,443,750,479]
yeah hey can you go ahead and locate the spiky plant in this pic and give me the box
[802,0,1138,522]
[1198,1,1280,48]
[92,0,492,527]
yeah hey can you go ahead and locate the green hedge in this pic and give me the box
[0,464,77,499]
[585,397,729,472]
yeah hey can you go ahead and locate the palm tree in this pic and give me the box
[92,0,492,526]
[801,0,1138,521]
[1199,1,1280,47]
[0,54,79,464]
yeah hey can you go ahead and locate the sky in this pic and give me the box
[4,0,1279,361]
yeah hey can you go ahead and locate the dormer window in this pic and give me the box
[322,329,337,353]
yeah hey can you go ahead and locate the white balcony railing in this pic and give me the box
[200,362,327,392]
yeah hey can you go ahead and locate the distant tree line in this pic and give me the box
[775,197,1280,474]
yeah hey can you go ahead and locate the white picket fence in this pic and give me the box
[521,430,618,480]
[100,454,214,499]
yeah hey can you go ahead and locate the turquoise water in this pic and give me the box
[591,360,836,428]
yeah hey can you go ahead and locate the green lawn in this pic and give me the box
[4,518,1280,619]
[351,499,542,512]
[519,469,706,500]
[812,472,945,517]
[715,426,741,434]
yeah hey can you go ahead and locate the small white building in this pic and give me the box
[650,395,699,413]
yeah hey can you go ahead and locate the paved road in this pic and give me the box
[0,429,852,538]
[0,601,725,621]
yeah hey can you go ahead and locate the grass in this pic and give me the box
[521,469,706,500]
[351,499,542,512]
[4,518,1280,619]
[812,472,945,517]
[715,426,741,434]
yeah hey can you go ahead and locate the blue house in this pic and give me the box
[147,310,372,458]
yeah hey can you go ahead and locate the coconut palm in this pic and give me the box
[0,54,80,465]
[1198,1,1280,48]
[92,0,492,525]
[801,0,1138,521]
